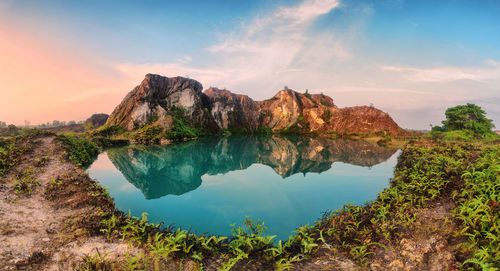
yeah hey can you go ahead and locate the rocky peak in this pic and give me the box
[106,74,214,131]
[203,87,260,131]
[106,74,405,135]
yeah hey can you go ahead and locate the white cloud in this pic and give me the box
[381,61,500,82]
[115,0,346,95]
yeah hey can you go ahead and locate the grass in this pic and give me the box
[13,166,40,195]
[1,129,52,177]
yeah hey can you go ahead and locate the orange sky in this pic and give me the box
[0,22,136,125]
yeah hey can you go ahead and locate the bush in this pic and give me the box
[376,136,391,146]
[132,125,164,144]
[57,135,99,167]
[255,126,272,134]
[166,119,200,141]
[442,130,475,141]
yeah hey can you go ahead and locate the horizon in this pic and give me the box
[1,0,499,129]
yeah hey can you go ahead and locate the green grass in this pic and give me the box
[13,166,40,195]
[0,130,50,177]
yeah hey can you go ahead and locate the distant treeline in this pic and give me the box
[0,120,84,129]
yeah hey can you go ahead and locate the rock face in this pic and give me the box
[107,74,404,135]
[106,74,216,131]
[258,89,337,131]
[203,88,260,131]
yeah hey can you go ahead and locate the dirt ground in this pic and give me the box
[0,136,142,270]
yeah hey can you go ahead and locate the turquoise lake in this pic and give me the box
[87,135,400,241]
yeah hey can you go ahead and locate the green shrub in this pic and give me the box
[166,119,200,140]
[132,125,164,144]
[0,133,41,176]
[323,110,332,122]
[256,126,273,134]
[57,134,99,167]
[442,130,475,141]
[376,136,391,146]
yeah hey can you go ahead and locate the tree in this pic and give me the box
[0,121,6,128]
[440,103,495,134]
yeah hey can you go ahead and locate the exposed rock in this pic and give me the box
[106,74,216,131]
[107,74,405,135]
[204,87,260,131]
[328,106,402,135]
[258,89,337,131]
[84,113,109,128]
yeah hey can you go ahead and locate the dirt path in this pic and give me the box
[0,136,141,270]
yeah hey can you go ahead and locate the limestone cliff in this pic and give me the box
[107,74,404,135]
[106,74,216,131]
[203,88,260,131]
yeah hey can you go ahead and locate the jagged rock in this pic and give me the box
[258,89,337,131]
[106,74,216,131]
[107,74,405,135]
[204,88,260,131]
[329,106,402,135]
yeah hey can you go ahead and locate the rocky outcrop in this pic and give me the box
[107,74,404,135]
[85,113,109,128]
[203,88,260,131]
[106,74,216,131]
[329,106,402,135]
[257,89,337,131]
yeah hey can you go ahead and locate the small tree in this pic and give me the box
[440,103,495,135]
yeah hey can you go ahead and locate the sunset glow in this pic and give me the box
[1,0,499,128]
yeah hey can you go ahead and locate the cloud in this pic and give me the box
[381,61,500,82]
[116,0,346,95]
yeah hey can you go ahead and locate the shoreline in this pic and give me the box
[0,131,498,270]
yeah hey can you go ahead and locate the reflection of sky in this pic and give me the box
[88,151,400,241]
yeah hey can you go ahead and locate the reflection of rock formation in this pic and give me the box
[107,136,397,199]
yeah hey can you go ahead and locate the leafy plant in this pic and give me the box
[57,134,99,167]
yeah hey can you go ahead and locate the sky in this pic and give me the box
[0,0,499,129]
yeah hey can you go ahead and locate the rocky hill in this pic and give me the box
[84,113,109,128]
[106,74,404,135]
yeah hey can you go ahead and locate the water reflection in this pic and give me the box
[106,136,397,199]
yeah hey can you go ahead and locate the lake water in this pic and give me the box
[87,135,399,240]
